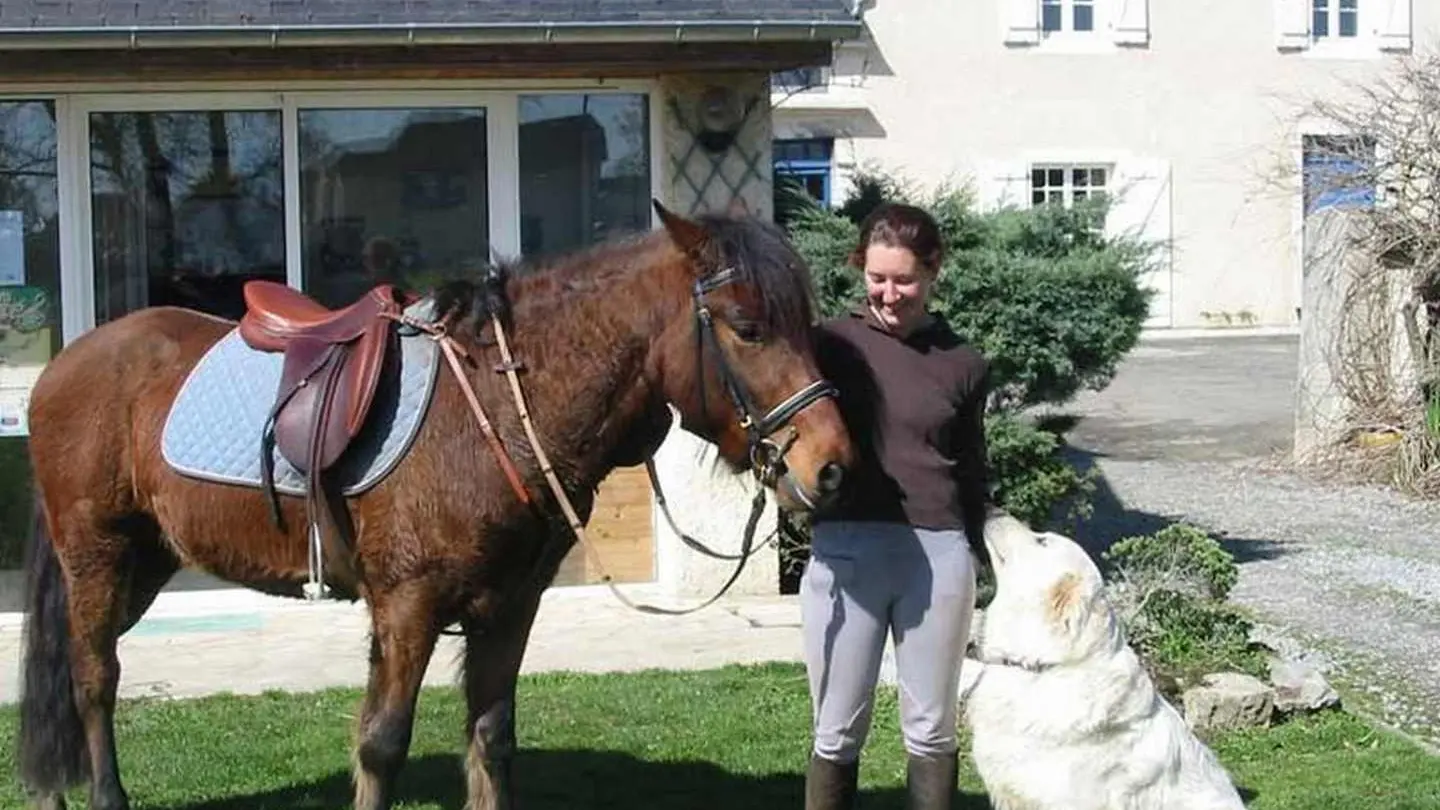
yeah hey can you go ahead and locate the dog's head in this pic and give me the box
[974,510,1120,670]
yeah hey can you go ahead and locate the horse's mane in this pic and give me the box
[424,214,817,340]
[430,263,513,338]
[691,213,818,340]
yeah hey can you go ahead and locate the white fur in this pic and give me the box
[961,512,1247,810]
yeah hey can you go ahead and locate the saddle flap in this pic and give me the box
[273,338,352,473]
[342,318,394,437]
[272,324,397,473]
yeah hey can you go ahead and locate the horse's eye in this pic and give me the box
[730,320,765,344]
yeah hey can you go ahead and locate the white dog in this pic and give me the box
[959,511,1246,810]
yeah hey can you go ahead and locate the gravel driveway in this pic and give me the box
[1063,334,1440,749]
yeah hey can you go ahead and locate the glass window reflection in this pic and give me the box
[299,108,489,306]
[89,110,286,323]
[518,94,650,259]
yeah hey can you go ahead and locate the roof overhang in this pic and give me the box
[0,19,865,51]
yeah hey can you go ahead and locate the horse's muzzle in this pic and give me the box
[780,461,846,514]
[817,461,845,495]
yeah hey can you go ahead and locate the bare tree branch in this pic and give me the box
[1259,46,1440,494]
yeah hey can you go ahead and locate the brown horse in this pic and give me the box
[16,202,854,810]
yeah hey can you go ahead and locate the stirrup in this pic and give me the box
[303,523,332,601]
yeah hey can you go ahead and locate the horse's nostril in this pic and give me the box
[818,462,845,493]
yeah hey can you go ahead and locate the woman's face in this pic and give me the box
[863,242,934,336]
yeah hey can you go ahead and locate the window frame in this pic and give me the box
[771,67,829,95]
[0,96,65,440]
[1301,132,1377,214]
[1040,0,1099,36]
[35,82,659,341]
[1310,0,1361,42]
[773,137,835,208]
[1028,162,1113,210]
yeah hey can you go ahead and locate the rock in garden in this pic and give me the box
[1183,672,1275,732]
[1270,658,1342,714]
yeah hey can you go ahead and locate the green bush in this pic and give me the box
[1104,522,1239,602]
[1103,524,1267,694]
[775,166,1154,590]
[983,411,1095,527]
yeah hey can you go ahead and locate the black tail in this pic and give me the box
[18,491,89,794]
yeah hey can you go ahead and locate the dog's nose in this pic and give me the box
[817,462,845,494]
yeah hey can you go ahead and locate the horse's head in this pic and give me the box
[650,201,854,514]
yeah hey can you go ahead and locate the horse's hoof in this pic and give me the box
[29,792,66,810]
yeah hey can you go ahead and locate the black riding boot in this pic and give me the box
[805,754,859,810]
[906,752,958,810]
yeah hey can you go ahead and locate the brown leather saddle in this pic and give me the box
[239,280,407,594]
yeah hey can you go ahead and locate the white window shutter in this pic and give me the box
[1110,0,1150,46]
[1002,0,1042,46]
[1376,0,1412,52]
[976,160,1033,211]
[1274,0,1311,50]
[1105,159,1174,328]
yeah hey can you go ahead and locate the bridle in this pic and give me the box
[690,266,839,500]
[392,264,842,616]
[626,265,839,612]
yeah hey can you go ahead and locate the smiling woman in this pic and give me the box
[802,202,993,810]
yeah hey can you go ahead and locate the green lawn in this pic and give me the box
[1,663,1436,809]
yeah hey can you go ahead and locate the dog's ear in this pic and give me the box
[1046,573,1085,634]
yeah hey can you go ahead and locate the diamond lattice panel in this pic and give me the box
[662,73,773,220]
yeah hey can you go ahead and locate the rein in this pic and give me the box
[381,266,837,616]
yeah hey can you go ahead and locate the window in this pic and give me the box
[299,107,489,307]
[89,110,287,323]
[1312,0,1359,39]
[772,67,828,93]
[1302,134,1375,214]
[68,87,653,329]
[1005,0,1147,48]
[1278,0,1412,53]
[773,138,834,221]
[518,93,650,260]
[0,100,62,567]
[1041,0,1096,33]
[1030,164,1109,208]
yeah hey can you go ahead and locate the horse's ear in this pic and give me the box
[653,198,708,258]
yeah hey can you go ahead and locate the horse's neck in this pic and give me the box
[500,257,684,493]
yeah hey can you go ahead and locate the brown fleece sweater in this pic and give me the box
[812,306,991,540]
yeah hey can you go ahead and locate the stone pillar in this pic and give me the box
[1295,209,1354,461]
[1294,208,1419,462]
[651,71,781,597]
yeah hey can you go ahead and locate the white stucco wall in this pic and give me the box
[774,0,1437,330]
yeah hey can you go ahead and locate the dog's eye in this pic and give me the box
[1036,535,1049,546]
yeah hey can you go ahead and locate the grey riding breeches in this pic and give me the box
[800,521,977,763]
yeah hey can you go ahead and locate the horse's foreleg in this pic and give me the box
[352,584,441,810]
[462,569,557,810]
